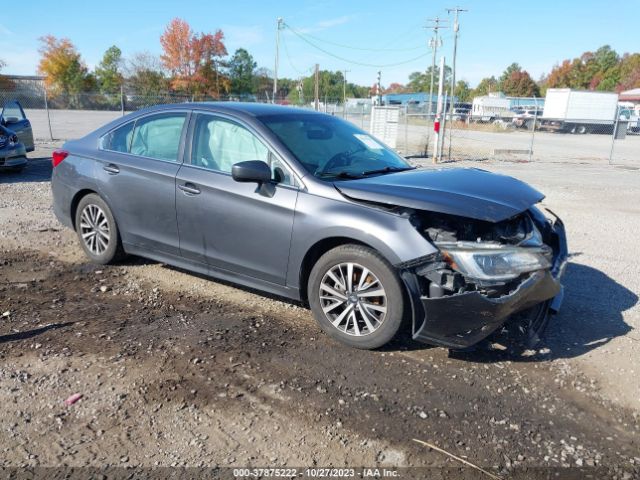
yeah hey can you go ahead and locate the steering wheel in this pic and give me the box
[316,152,349,175]
[316,146,368,175]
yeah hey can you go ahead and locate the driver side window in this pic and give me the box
[191,114,296,186]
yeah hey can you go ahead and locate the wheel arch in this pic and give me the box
[70,189,99,229]
[298,236,382,305]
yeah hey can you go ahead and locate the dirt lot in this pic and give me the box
[0,145,639,478]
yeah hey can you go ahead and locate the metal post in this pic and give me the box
[433,56,446,164]
[273,18,283,104]
[439,90,448,163]
[609,114,620,165]
[120,84,125,116]
[314,64,320,111]
[361,103,365,129]
[43,87,53,141]
[404,103,409,156]
[528,96,538,162]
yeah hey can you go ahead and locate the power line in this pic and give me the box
[285,23,430,68]
[281,33,312,76]
[285,24,426,52]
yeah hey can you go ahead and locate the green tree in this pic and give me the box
[227,48,257,94]
[95,45,123,94]
[286,70,365,104]
[407,65,452,92]
[472,76,499,96]
[454,80,471,102]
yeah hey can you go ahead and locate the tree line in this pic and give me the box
[396,45,640,102]
[1,19,638,105]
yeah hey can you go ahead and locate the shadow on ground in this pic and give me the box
[451,262,636,363]
[0,157,52,184]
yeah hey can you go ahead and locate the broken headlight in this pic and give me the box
[440,243,552,282]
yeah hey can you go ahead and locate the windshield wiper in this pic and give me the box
[361,166,416,176]
[316,171,363,179]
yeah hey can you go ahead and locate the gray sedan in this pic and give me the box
[51,103,567,350]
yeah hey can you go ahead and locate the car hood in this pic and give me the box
[335,167,544,222]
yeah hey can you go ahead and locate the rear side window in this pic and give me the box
[130,113,187,162]
[101,122,134,152]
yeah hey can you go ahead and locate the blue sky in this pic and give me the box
[1,0,637,87]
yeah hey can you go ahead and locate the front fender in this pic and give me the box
[286,192,436,289]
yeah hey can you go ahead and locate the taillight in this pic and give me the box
[52,150,69,168]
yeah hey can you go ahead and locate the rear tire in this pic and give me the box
[308,244,406,349]
[74,193,125,265]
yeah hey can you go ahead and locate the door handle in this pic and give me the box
[103,164,120,174]
[178,183,201,195]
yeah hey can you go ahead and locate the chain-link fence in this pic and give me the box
[1,87,637,167]
[392,107,638,167]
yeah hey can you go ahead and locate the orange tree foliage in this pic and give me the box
[38,35,92,95]
[160,18,227,96]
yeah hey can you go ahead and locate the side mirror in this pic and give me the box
[4,117,20,124]
[232,160,272,184]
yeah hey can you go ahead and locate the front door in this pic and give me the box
[1,101,34,152]
[176,113,299,285]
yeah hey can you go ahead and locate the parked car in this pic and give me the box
[51,103,567,350]
[451,107,471,122]
[1,100,35,152]
[0,124,27,172]
[512,109,543,129]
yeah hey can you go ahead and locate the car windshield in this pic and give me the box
[259,113,412,180]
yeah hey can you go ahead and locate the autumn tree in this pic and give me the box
[95,45,123,94]
[500,68,540,97]
[617,53,640,91]
[38,35,92,96]
[385,82,407,94]
[160,18,227,96]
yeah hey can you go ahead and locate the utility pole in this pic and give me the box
[446,7,467,160]
[425,17,448,121]
[447,7,467,113]
[273,17,283,104]
[343,69,350,105]
[314,64,320,111]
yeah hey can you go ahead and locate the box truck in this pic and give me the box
[541,89,618,134]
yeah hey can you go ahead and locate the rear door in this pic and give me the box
[95,110,189,256]
[175,112,299,284]
[1,101,34,152]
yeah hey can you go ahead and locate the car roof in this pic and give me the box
[142,101,324,118]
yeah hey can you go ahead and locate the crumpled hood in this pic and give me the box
[335,167,544,222]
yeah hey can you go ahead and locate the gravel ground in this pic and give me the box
[0,145,638,478]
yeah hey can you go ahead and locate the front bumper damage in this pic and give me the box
[401,213,568,349]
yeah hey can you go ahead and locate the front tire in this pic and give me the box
[74,193,125,264]
[308,244,406,349]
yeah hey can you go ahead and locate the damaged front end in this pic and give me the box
[399,206,568,349]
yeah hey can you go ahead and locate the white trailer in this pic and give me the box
[471,94,512,122]
[541,88,618,134]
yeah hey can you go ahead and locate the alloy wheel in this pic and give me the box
[79,204,110,255]
[319,262,387,336]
